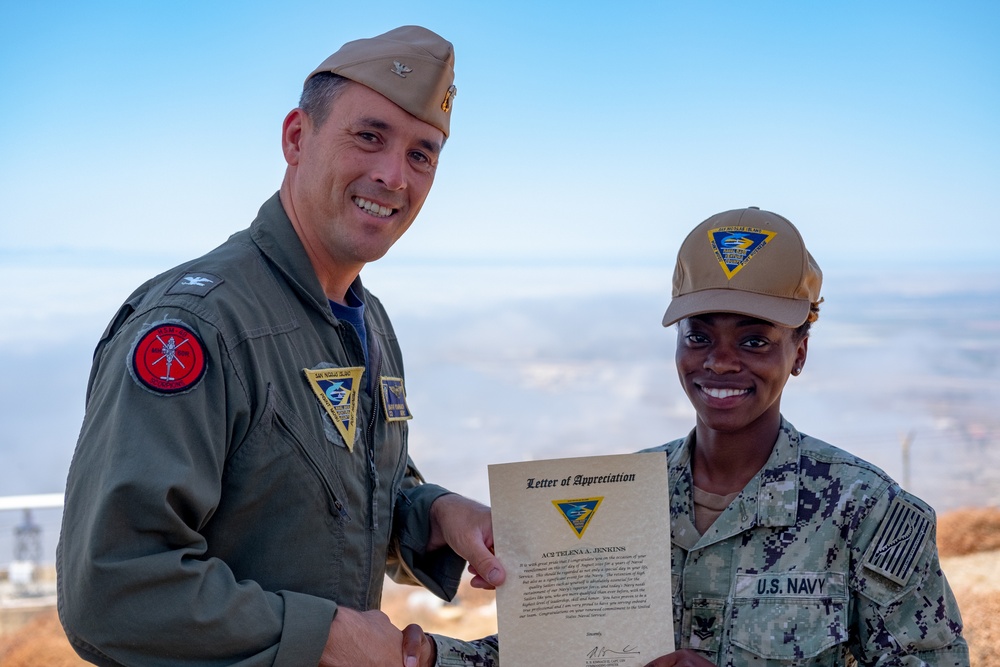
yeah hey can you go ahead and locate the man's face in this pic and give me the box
[285,80,444,269]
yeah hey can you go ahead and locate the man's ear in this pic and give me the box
[281,108,306,167]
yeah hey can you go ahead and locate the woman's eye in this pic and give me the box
[743,337,768,348]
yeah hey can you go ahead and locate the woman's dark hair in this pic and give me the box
[793,299,823,341]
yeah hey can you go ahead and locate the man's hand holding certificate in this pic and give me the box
[489,453,674,667]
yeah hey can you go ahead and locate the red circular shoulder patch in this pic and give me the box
[131,322,207,394]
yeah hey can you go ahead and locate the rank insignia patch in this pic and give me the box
[165,272,224,297]
[130,321,207,395]
[552,497,603,538]
[862,496,932,585]
[380,377,412,422]
[708,226,777,279]
[304,366,365,451]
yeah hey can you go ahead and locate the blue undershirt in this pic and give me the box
[329,286,368,367]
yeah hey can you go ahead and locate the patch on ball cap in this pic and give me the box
[130,321,207,394]
[708,226,777,279]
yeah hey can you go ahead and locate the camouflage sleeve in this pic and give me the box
[430,633,499,667]
[850,491,970,666]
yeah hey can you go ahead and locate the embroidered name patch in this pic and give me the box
[380,377,412,422]
[130,321,207,394]
[552,497,603,538]
[734,572,847,599]
[304,366,364,451]
[862,496,932,585]
[708,226,777,279]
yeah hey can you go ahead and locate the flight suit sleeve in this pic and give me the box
[849,489,970,666]
[387,460,467,601]
[58,307,335,667]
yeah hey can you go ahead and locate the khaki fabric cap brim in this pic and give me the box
[662,289,812,328]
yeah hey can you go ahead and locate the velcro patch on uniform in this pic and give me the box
[862,496,932,585]
[735,572,846,600]
[166,272,224,296]
[380,377,412,422]
[686,599,724,652]
[130,321,207,395]
[304,366,364,451]
[708,226,777,279]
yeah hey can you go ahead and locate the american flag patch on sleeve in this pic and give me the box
[862,496,932,585]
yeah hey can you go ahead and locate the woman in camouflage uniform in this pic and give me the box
[412,207,969,667]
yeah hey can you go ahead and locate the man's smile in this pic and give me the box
[353,196,395,218]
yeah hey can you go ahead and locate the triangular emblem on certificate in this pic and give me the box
[303,366,365,451]
[552,497,603,538]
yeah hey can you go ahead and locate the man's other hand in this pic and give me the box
[427,494,505,589]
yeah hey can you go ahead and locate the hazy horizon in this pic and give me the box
[1,262,997,565]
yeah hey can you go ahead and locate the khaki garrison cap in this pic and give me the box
[306,25,457,137]
[662,207,823,328]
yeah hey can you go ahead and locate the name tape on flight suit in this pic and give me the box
[379,377,412,421]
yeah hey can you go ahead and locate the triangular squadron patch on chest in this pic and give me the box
[303,366,365,451]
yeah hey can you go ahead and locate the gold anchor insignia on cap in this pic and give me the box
[390,60,412,78]
[441,84,457,112]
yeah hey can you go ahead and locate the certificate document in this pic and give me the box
[489,452,674,667]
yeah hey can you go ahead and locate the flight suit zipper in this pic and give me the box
[362,332,384,601]
[276,407,351,522]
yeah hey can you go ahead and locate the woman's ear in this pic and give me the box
[793,336,809,376]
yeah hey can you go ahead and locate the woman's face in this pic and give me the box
[675,313,808,435]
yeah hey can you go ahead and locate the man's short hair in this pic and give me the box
[299,72,351,128]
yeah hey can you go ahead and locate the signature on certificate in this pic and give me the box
[587,645,640,658]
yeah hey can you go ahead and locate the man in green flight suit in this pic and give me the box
[58,25,503,667]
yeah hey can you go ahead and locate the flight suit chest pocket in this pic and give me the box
[231,385,352,522]
[729,572,848,661]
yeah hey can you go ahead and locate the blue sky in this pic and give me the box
[1,0,998,270]
[0,1,998,546]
